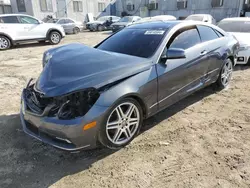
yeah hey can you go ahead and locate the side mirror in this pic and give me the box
[165,48,186,60]
[39,20,43,24]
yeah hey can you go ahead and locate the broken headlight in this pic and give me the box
[55,88,100,120]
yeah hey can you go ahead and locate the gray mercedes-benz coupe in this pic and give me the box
[20,21,238,151]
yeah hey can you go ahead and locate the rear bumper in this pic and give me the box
[20,90,109,151]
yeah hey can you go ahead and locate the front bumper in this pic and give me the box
[20,90,109,151]
[236,49,250,64]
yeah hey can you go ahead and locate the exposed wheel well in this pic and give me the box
[228,56,235,65]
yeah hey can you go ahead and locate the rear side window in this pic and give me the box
[65,19,74,24]
[0,16,19,23]
[197,25,219,42]
[169,28,201,50]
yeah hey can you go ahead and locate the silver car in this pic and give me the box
[48,18,84,34]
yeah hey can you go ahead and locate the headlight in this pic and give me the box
[56,88,100,120]
[42,52,52,67]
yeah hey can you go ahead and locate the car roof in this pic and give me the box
[128,20,182,30]
[190,14,211,16]
[220,17,250,22]
[127,20,224,33]
[0,13,33,17]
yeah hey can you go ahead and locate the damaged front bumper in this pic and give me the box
[20,89,109,151]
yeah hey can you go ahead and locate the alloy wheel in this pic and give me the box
[0,37,9,49]
[106,102,140,145]
[221,60,233,86]
[51,33,60,44]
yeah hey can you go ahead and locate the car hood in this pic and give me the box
[35,43,152,97]
[228,32,250,46]
[87,20,105,25]
[112,22,130,26]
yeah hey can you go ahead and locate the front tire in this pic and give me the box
[97,25,104,32]
[216,58,233,89]
[0,35,11,50]
[48,31,61,45]
[98,98,143,149]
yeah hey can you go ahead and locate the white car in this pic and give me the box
[217,17,250,65]
[0,14,65,50]
[185,14,216,24]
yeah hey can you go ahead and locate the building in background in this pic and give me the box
[10,0,112,22]
[115,0,244,22]
[0,0,12,14]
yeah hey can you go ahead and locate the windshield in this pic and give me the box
[97,28,167,58]
[185,16,204,21]
[119,17,133,22]
[217,20,250,32]
[97,17,108,21]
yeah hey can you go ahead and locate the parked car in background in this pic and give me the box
[47,18,84,34]
[185,14,216,24]
[130,15,176,25]
[111,16,141,32]
[218,17,250,65]
[21,21,238,151]
[86,16,121,31]
[0,14,65,50]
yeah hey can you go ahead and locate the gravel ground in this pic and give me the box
[1,31,250,188]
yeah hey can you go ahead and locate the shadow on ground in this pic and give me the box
[234,64,250,72]
[0,86,217,188]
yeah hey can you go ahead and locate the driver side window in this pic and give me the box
[168,27,201,50]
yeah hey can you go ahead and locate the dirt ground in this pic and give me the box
[1,31,250,188]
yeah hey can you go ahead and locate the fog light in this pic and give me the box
[83,121,97,131]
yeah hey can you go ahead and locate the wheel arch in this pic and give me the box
[0,32,13,45]
[227,55,235,66]
[121,94,148,119]
[46,28,63,39]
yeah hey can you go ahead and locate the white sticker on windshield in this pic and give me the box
[145,30,165,35]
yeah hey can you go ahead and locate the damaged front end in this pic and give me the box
[23,81,100,120]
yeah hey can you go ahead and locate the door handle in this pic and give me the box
[200,50,207,55]
[24,27,30,29]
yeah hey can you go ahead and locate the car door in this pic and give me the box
[196,25,222,81]
[156,26,210,109]
[62,19,75,33]
[0,16,22,40]
[18,15,44,39]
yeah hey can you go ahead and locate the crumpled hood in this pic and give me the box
[228,32,250,46]
[36,43,152,97]
[87,20,105,25]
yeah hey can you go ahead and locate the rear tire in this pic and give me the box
[0,35,11,50]
[98,98,143,150]
[48,31,61,45]
[216,58,233,89]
